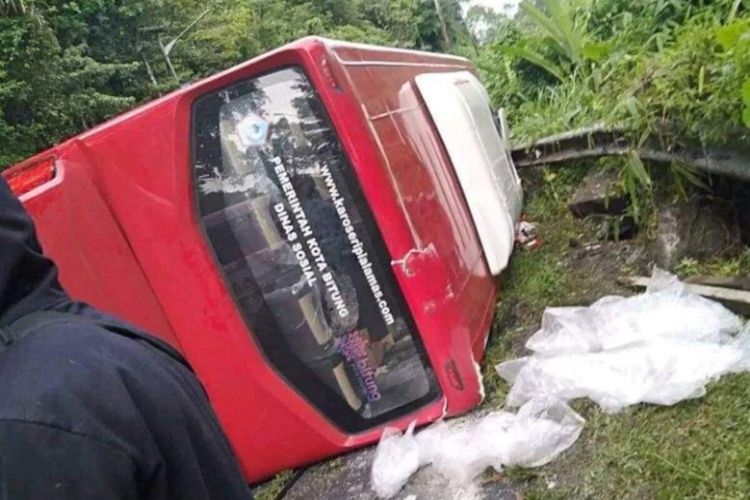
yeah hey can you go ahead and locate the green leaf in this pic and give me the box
[743,107,750,128]
[581,40,612,61]
[671,162,708,191]
[543,0,580,58]
[520,0,583,63]
[519,1,566,45]
[743,79,750,106]
[715,20,750,51]
[624,96,642,119]
[498,44,566,82]
[627,151,652,187]
[728,0,742,23]
[544,0,573,37]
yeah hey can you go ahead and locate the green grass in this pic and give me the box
[254,470,293,500]
[482,163,623,407]
[675,249,750,280]
[481,167,750,499]
[523,374,750,500]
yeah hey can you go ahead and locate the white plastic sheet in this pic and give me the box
[525,268,742,356]
[370,398,584,498]
[371,423,421,499]
[371,268,748,497]
[498,268,749,412]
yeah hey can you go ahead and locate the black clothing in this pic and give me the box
[0,178,252,499]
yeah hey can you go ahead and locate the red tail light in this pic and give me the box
[2,157,56,196]
[444,359,465,391]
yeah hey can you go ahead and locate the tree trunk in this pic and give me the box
[433,0,452,51]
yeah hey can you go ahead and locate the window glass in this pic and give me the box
[192,67,439,431]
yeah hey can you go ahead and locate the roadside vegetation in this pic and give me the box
[2,0,748,223]
[480,165,750,499]
[477,0,749,224]
[2,1,749,498]
[0,0,473,167]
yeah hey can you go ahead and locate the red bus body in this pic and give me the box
[3,38,519,481]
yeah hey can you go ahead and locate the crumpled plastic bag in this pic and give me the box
[500,333,750,412]
[525,268,742,356]
[498,268,749,413]
[370,398,584,498]
[373,268,747,497]
[371,423,421,499]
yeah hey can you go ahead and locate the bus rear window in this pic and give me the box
[191,67,439,431]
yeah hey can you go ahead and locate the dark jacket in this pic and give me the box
[0,178,253,499]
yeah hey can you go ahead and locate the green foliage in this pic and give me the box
[475,0,749,221]
[490,0,750,145]
[1,0,472,169]
[519,0,585,66]
[495,0,613,82]
[620,152,653,223]
[676,247,750,278]
[2,0,747,185]
[0,0,32,16]
[498,43,566,82]
[465,4,512,44]
[485,163,750,499]
[253,469,294,500]
[621,10,750,146]
[0,12,136,165]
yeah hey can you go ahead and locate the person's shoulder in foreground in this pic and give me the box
[0,178,253,499]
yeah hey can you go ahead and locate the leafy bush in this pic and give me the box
[476,0,748,220]
[0,0,459,168]
[1,0,747,174]
[485,0,749,146]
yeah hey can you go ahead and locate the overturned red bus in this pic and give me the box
[2,37,522,481]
